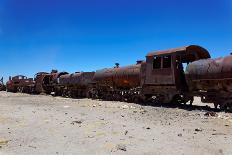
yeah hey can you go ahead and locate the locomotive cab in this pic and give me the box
[143,45,210,103]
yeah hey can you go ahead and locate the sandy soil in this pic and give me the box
[0,92,232,155]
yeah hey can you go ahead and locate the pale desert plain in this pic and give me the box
[0,91,232,155]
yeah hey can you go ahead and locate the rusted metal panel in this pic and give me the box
[34,71,68,94]
[59,72,95,87]
[0,77,5,91]
[186,55,232,92]
[146,45,210,60]
[93,61,143,89]
[6,75,34,93]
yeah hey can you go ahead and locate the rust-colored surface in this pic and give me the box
[146,45,210,61]
[6,75,34,93]
[93,61,143,89]
[59,72,95,87]
[0,77,5,91]
[34,71,68,94]
[186,55,232,92]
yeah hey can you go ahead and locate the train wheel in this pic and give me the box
[133,96,141,104]
[219,103,227,111]
[227,103,232,112]
[213,103,219,109]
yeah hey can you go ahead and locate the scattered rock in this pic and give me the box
[0,139,9,145]
[124,130,128,135]
[140,110,147,114]
[71,120,83,125]
[130,106,136,109]
[218,149,223,154]
[121,105,129,109]
[63,106,70,108]
[28,145,37,149]
[204,112,218,117]
[116,144,127,151]
[212,133,226,136]
[195,128,203,132]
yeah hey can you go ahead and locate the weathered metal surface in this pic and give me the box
[93,62,143,89]
[0,77,5,91]
[186,55,232,91]
[34,71,68,94]
[59,72,95,87]
[6,75,34,93]
[34,72,49,93]
[146,45,210,60]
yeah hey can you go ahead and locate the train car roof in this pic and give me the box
[146,45,211,60]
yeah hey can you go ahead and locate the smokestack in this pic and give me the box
[51,69,58,73]
[115,63,120,68]
[136,60,143,64]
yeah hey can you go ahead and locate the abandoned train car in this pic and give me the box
[5,45,232,111]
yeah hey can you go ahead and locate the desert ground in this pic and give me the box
[0,92,231,155]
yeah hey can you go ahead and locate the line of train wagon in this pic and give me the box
[4,45,232,112]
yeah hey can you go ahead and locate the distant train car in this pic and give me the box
[6,75,34,93]
[34,70,68,94]
[55,72,95,97]
[0,77,5,91]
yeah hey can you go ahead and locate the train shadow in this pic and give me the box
[137,101,221,113]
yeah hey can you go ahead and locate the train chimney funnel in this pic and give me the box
[115,63,120,68]
[136,60,143,64]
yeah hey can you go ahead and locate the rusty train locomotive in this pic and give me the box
[6,45,232,111]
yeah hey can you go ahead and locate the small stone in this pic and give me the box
[116,144,127,151]
[124,130,128,135]
[71,120,82,125]
[178,133,182,137]
[93,104,97,107]
[195,128,203,132]
[146,127,151,130]
[204,112,218,117]
[121,105,129,109]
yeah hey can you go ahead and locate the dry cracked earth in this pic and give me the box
[0,92,232,155]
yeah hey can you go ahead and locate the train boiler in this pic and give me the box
[56,72,95,98]
[186,54,232,111]
[92,61,146,102]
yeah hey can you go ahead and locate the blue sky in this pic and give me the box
[0,0,231,81]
